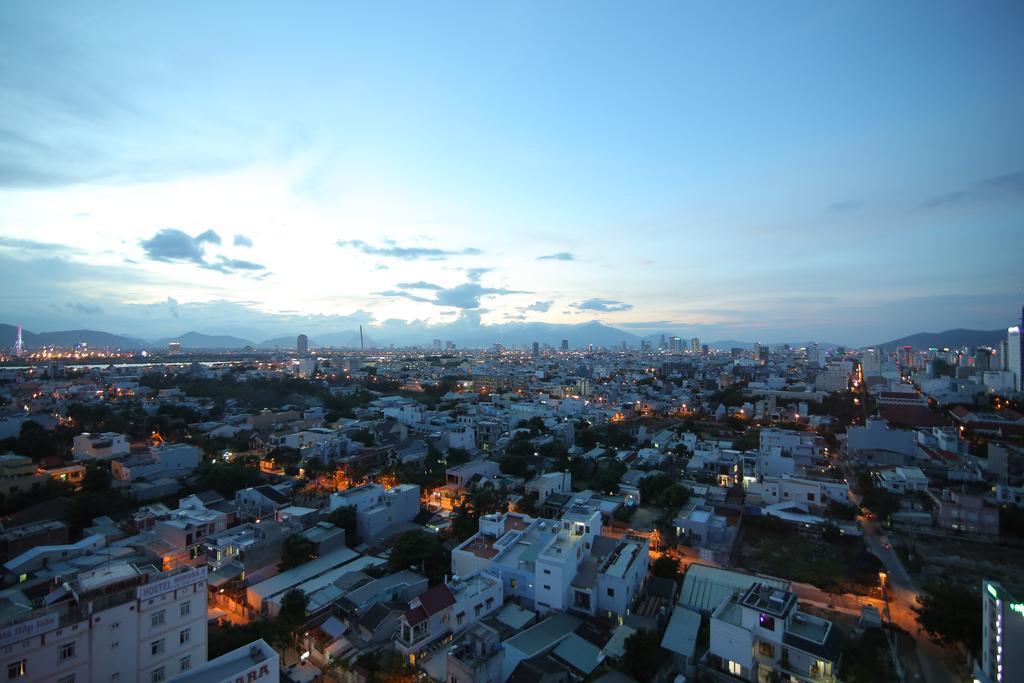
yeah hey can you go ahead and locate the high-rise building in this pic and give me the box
[296,334,308,354]
[980,580,1024,683]
[0,564,208,683]
[862,347,881,377]
[659,334,666,351]
[669,336,682,353]
[531,341,540,357]
[690,337,700,353]
[1009,324,1022,392]
[168,341,181,355]
[561,339,569,351]
[754,342,765,362]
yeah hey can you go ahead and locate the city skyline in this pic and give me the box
[2,2,1024,346]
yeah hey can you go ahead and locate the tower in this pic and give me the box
[297,334,309,354]
[13,323,24,357]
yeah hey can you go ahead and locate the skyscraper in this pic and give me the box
[754,342,764,362]
[297,334,308,354]
[532,341,540,357]
[561,339,569,351]
[1009,323,1022,392]
[690,337,700,353]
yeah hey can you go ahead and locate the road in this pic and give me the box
[835,433,962,683]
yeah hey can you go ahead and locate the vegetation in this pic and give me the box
[840,630,898,683]
[592,460,628,494]
[388,530,450,584]
[452,484,506,541]
[638,473,691,510]
[618,628,661,682]
[194,462,265,498]
[650,555,681,582]
[326,505,360,547]
[913,581,982,656]
[278,534,315,571]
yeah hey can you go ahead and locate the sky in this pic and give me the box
[1,1,1023,347]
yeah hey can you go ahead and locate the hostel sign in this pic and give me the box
[137,566,207,600]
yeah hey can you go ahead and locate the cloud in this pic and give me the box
[205,256,266,273]
[139,229,264,272]
[572,298,633,312]
[536,252,576,261]
[375,289,434,303]
[377,281,527,309]
[397,281,443,290]
[140,228,220,264]
[464,267,492,282]
[233,234,253,247]
[921,170,1024,209]
[50,301,104,315]
[828,200,864,213]
[525,300,553,312]
[337,239,483,260]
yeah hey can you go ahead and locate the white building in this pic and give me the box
[876,467,929,494]
[1009,325,1022,392]
[757,476,850,510]
[72,432,130,461]
[111,443,203,482]
[168,638,278,683]
[978,580,1024,683]
[0,564,208,683]
[709,582,841,682]
[328,483,420,541]
[396,573,503,661]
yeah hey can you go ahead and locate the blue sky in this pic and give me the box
[1,1,1023,346]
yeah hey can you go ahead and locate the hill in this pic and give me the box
[872,328,1005,351]
[0,324,148,350]
[155,331,255,349]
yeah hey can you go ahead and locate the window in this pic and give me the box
[151,611,165,627]
[7,660,26,679]
[807,493,815,502]
[111,674,121,681]
[727,660,742,675]
[151,667,165,683]
[758,641,774,658]
[509,578,518,589]
[179,656,191,672]
[58,676,75,683]
[607,587,615,597]
[151,639,165,656]
[180,602,190,617]
[59,642,75,661]
[179,628,191,644]
[543,585,551,591]
[543,569,551,575]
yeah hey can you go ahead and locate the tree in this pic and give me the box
[446,447,471,466]
[326,505,359,547]
[195,462,264,498]
[913,582,982,655]
[279,534,315,571]
[619,628,660,682]
[302,457,324,480]
[388,530,449,584]
[499,454,531,478]
[651,555,681,581]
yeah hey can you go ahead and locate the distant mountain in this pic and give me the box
[872,328,1005,351]
[0,324,148,350]
[155,331,254,349]
[257,336,316,349]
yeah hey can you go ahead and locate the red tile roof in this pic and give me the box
[417,583,456,616]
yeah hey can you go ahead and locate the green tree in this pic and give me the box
[651,555,681,581]
[278,534,315,571]
[388,530,449,584]
[445,447,471,466]
[619,628,660,681]
[913,582,982,655]
[195,462,264,498]
[326,505,360,547]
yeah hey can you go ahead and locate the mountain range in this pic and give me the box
[871,328,1006,351]
[0,321,1009,353]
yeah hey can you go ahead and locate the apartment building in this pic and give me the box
[328,483,420,541]
[72,432,130,461]
[709,582,840,682]
[0,564,208,683]
[978,580,1024,683]
[451,504,649,621]
[396,573,503,661]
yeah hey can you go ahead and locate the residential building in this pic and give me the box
[0,454,45,497]
[396,573,503,661]
[0,564,208,683]
[709,582,840,682]
[932,489,999,534]
[111,443,203,482]
[168,638,278,683]
[72,432,130,460]
[876,467,929,495]
[328,483,420,541]
[977,580,1024,683]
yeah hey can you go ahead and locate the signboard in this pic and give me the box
[220,661,277,683]
[138,566,208,601]
[0,613,59,648]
